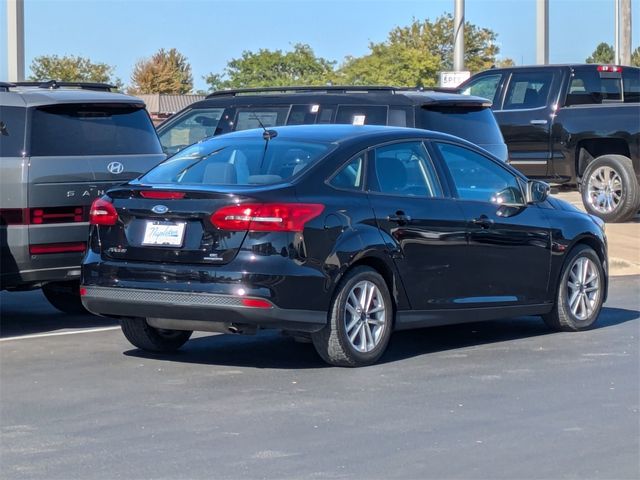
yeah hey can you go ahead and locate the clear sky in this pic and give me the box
[1,0,638,91]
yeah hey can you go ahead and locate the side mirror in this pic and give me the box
[527,180,550,204]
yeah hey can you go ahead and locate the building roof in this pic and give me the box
[136,94,206,115]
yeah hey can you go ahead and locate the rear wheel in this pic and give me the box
[581,155,640,222]
[42,281,87,314]
[120,317,192,353]
[312,267,393,367]
[543,245,605,332]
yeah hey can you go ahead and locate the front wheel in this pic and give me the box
[120,318,192,353]
[543,245,605,332]
[312,267,393,367]
[581,155,640,223]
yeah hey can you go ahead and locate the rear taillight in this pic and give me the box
[139,191,186,199]
[89,197,118,226]
[29,242,86,254]
[597,65,622,73]
[211,203,324,232]
[31,206,84,224]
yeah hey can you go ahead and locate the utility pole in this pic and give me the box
[6,0,25,82]
[620,0,632,65]
[614,0,620,64]
[536,0,549,64]
[453,0,465,71]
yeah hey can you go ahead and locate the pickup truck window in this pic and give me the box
[566,68,622,105]
[622,69,640,103]
[503,72,553,110]
[460,74,502,104]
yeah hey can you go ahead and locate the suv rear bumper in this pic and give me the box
[81,286,327,333]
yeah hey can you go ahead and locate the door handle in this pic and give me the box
[530,119,548,125]
[472,215,494,229]
[387,211,412,224]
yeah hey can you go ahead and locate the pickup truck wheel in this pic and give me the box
[582,155,640,222]
[120,318,192,353]
[543,245,604,332]
[42,281,87,314]
[311,267,393,367]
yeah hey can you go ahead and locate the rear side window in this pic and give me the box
[503,71,553,110]
[30,104,161,156]
[234,107,289,131]
[461,74,503,104]
[335,105,388,126]
[329,155,364,191]
[623,68,640,103]
[566,68,623,105]
[0,106,26,157]
[418,106,504,145]
[286,104,319,125]
[158,108,223,154]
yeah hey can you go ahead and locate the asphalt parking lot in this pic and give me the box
[1,271,639,479]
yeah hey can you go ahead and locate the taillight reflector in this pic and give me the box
[597,65,622,73]
[211,203,324,232]
[29,242,86,254]
[89,197,118,226]
[139,191,186,199]
[31,206,84,224]
[241,298,273,309]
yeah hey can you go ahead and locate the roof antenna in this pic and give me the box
[251,113,278,141]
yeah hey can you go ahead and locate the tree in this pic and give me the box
[205,44,335,91]
[130,48,193,94]
[29,54,122,88]
[586,43,615,64]
[337,15,502,87]
[632,47,640,67]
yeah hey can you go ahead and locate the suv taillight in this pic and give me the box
[89,197,118,226]
[211,203,324,232]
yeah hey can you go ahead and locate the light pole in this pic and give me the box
[6,0,25,82]
[536,0,549,64]
[453,0,465,71]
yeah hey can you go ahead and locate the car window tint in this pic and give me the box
[418,106,504,146]
[461,74,502,104]
[329,155,364,190]
[435,142,524,204]
[622,68,640,103]
[0,106,26,157]
[370,142,442,197]
[158,108,224,154]
[335,105,387,126]
[503,72,553,110]
[30,104,161,156]
[234,107,289,131]
[287,104,319,125]
[388,108,408,127]
[566,68,623,105]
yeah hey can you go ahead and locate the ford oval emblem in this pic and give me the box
[152,205,169,214]
[107,161,124,174]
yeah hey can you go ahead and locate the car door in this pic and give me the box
[430,141,552,306]
[493,69,561,178]
[367,141,468,309]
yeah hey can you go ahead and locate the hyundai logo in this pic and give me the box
[152,205,169,214]
[107,162,125,175]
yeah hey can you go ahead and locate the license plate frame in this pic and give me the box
[141,221,186,247]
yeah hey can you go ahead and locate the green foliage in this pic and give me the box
[29,54,122,88]
[632,47,640,67]
[337,15,501,87]
[205,44,335,90]
[586,43,615,64]
[130,48,193,94]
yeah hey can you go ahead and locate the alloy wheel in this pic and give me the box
[566,256,601,321]
[344,280,386,353]
[586,166,623,214]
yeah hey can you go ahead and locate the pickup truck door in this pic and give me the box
[493,69,563,179]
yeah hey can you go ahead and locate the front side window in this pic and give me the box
[369,142,442,197]
[158,108,224,155]
[136,136,333,186]
[435,142,524,204]
[503,72,553,110]
[329,155,364,190]
[461,74,503,105]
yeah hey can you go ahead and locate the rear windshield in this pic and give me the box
[136,135,334,186]
[30,104,162,156]
[418,106,504,145]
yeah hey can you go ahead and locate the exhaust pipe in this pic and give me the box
[147,318,255,335]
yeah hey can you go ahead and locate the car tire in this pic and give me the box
[543,245,605,332]
[581,155,640,223]
[42,281,87,314]
[311,266,393,367]
[120,317,192,353]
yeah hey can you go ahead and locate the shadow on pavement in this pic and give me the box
[0,289,117,338]
[123,306,639,370]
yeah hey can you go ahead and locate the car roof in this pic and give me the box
[477,63,640,73]
[0,86,145,108]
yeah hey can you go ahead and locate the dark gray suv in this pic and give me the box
[0,81,165,313]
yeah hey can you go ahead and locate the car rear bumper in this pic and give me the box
[81,285,327,332]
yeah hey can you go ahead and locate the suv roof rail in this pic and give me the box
[6,80,116,92]
[0,81,13,92]
[206,85,411,98]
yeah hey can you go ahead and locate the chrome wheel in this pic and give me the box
[586,166,622,214]
[344,280,386,353]
[566,257,601,321]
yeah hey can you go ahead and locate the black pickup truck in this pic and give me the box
[459,64,640,222]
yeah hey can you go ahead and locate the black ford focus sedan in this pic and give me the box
[81,125,608,367]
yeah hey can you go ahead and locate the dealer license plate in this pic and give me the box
[142,221,186,247]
